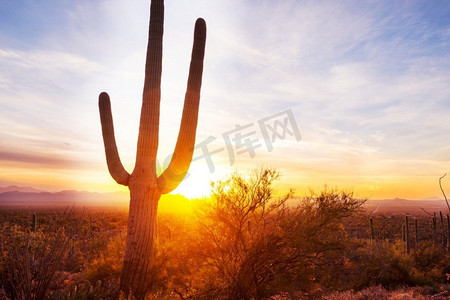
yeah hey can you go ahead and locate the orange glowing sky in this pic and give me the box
[1,1,450,200]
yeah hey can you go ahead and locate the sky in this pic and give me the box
[1,0,450,200]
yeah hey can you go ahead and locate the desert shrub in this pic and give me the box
[0,209,131,299]
[148,213,198,297]
[186,169,364,299]
[84,230,126,283]
[412,241,448,284]
[47,279,120,300]
[323,285,430,300]
[188,169,292,299]
[345,237,450,291]
[347,240,417,290]
[2,225,70,300]
[280,187,365,292]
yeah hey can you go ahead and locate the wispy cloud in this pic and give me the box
[0,150,93,169]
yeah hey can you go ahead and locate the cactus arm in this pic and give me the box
[157,18,206,194]
[134,0,164,173]
[99,92,130,186]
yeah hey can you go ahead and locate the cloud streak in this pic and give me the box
[0,150,90,169]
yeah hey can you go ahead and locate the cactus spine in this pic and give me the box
[98,0,206,297]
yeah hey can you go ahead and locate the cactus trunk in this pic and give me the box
[98,0,206,297]
[120,179,160,297]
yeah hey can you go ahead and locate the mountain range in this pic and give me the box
[0,185,448,214]
[0,185,47,193]
[0,186,193,212]
[0,185,128,208]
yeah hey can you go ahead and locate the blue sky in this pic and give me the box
[1,0,450,199]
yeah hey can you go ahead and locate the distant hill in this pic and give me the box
[364,198,449,215]
[0,185,47,193]
[0,186,192,211]
[0,188,129,208]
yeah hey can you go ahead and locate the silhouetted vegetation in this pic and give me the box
[0,169,449,299]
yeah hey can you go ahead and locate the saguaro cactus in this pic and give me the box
[98,0,206,297]
[32,213,37,232]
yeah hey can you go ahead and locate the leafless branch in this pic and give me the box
[439,173,450,212]
[421,207,434,217]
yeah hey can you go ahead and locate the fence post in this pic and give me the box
[32,213,37,232]
[414,218,419,250]
[447,214,450,252]
[405,215,410,254]
[369,217,375,241]
[432,212,437,244]
[440,211,446,247]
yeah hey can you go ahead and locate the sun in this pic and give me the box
[171,169,213,199]
[157,160,231,199]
